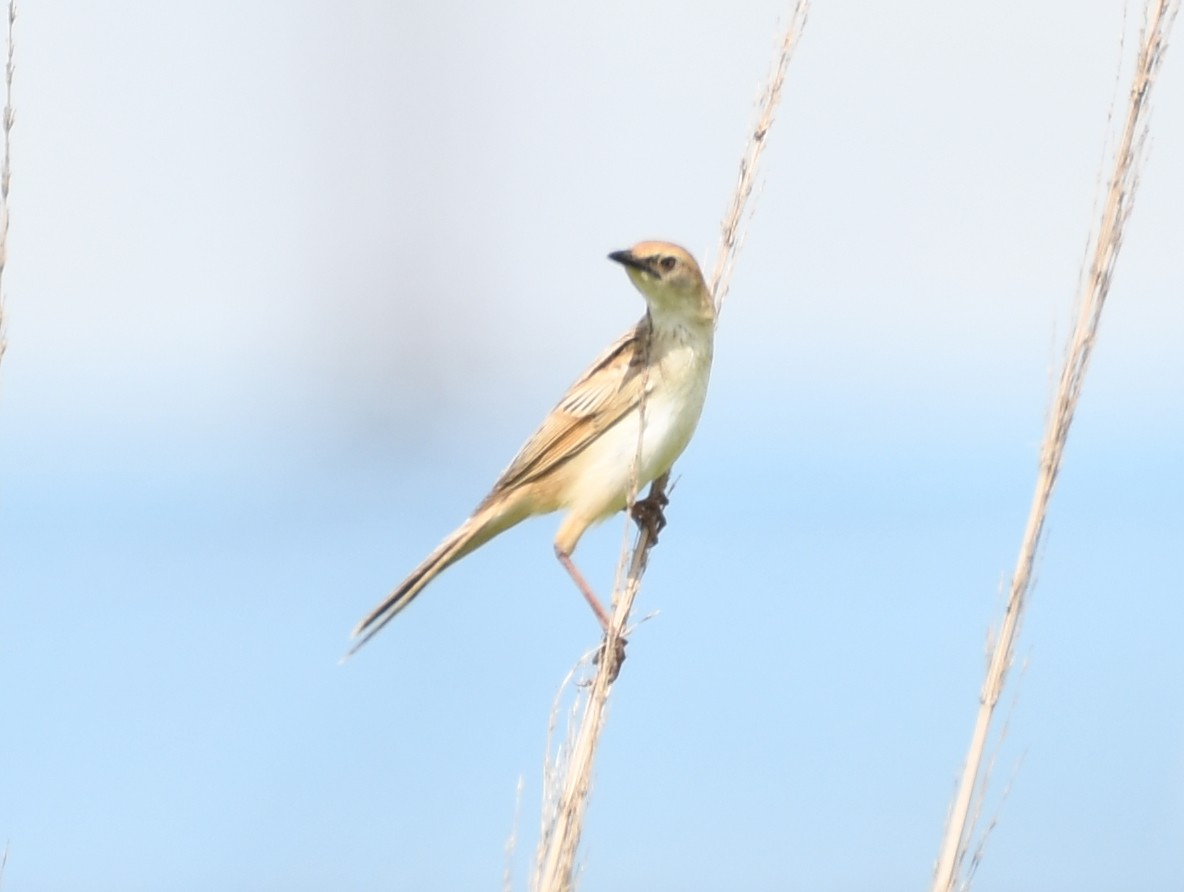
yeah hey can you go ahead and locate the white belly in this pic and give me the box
[561,338,711,523]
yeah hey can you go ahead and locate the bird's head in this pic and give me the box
[608,241,714,325]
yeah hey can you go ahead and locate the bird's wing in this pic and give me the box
[483,318,652,497]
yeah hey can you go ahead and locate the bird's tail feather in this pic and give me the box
[345,504,516,658]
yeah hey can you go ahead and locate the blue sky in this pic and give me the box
[1,1,1182,890]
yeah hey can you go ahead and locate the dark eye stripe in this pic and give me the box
[659,256,677,272]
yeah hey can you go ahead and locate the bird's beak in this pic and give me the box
[608,249,650,274]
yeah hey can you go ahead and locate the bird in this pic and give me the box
[348,240,715,659]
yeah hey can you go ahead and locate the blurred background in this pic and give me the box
[1,1,1182,889]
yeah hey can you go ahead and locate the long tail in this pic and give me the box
[345,502,521,658]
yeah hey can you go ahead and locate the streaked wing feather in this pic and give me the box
[485,319,650,496]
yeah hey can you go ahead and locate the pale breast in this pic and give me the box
[559,329,712,522]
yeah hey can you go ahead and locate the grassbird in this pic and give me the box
[348,241,715,659]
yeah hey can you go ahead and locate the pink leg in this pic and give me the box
[554,545,612,631]
[554,545,628,681]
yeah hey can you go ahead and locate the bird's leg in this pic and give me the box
[629,487,669,543]
[554,545,627,682]
[554,545,612,631]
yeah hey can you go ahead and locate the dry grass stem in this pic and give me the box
[930,3,1179,889]
[0,0,14,368]
[503,776,525,892]
[532,660,586,892]
[531,4,810,890]
[709,0,809,317]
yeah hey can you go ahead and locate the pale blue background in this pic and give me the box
[1,1,1182,890]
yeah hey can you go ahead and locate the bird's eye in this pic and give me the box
[659,256,677,272]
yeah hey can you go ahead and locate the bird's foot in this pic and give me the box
[593,634,628,683]
[630,491,669,543]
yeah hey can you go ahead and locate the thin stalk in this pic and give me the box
[931,3,1179,889]
[532,5,810,891]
